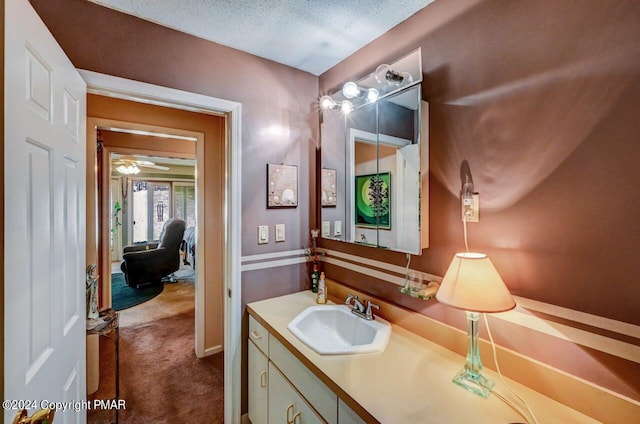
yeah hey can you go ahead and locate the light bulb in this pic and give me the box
[341,100,353,114]
[367,88,379,103]
[375,64,409,86]
[320,95,336,110]
[342,82,361,99]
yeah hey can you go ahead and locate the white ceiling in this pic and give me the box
[88,0,434,75]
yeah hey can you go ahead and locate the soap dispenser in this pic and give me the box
[317,272,327,304]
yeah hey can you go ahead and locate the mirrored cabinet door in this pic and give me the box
[321,84,428,254]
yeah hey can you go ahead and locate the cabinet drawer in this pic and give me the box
[270,336,337,424]
[249,315,269,355]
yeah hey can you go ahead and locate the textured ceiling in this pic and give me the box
[88,0,434,75]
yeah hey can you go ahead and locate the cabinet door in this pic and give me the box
[248,341,269,424]
[269,363,297,424]
[338,399,366,424]
[269,363,325,424]
[293,394,325,424]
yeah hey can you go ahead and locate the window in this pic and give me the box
[173,183,196,229]
[132,181,171,243]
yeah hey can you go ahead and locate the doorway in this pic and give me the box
[83,70,243,423]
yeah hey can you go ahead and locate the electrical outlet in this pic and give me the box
[461,194,480,222]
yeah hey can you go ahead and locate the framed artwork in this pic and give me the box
[321,168,337,207]
[355,172,391,229]
[267,163,298,208]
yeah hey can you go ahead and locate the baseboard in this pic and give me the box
[204,345,223,357]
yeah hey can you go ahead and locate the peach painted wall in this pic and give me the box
[88,94,223,352]
[319,0,640,402]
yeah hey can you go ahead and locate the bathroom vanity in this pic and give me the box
[247,290,601,424]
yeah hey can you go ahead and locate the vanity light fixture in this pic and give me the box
[436,252,516,398]
[319,50,420,115]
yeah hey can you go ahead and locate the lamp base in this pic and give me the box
[452,367,495,398]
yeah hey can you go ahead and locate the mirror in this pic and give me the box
[321,83,428,254]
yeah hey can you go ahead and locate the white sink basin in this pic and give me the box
[287,305,391,355]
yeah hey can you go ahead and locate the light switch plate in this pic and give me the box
[334,220,342,236]
[322,221,331,237]
[258,225,269,244]
[275,224,285,242]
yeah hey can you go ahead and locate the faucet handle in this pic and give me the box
[345,294,358,305]
[365,301,380,319]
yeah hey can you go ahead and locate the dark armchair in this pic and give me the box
[120,218,186,288]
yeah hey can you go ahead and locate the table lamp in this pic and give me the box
[436,252,516,397]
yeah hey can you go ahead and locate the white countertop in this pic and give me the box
[247,290,601,424]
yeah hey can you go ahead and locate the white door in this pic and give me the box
[5,1,87,423]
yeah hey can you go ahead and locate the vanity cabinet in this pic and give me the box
[249,315,363,424]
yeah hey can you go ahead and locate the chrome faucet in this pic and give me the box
[345,294,379,320]
[345,294,365,313]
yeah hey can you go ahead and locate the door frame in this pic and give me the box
[81,70,243,423]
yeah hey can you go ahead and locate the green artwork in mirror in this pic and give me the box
[355,172,390,229]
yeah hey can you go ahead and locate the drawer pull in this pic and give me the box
[260,371,267,388]
[286,404,295,424]
[250,330,262,340]
[293,412,301,424]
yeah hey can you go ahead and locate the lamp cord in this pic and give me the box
[462,196,535,422]
[483,314,539,424]
[463,214,470,253]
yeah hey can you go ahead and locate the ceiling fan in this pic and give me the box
[113,157,170,175]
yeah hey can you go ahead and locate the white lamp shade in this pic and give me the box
[436,252,516,313]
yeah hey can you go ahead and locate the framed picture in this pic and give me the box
[321,168,337,207]
[355,172,391,229]
[267,163,298,208]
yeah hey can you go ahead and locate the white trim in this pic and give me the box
[205,345,224,356]
[322,248,441,282]
[514,296,640,339]
[241,249,307,263]
[324,256,406,286]
[494,309,640,364]
[80,70,243,424]
[242,256,307,272]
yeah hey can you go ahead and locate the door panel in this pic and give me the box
[5,1,87,422]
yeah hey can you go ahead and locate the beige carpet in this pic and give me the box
[89,274,224,423]
[119,279,195,328]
